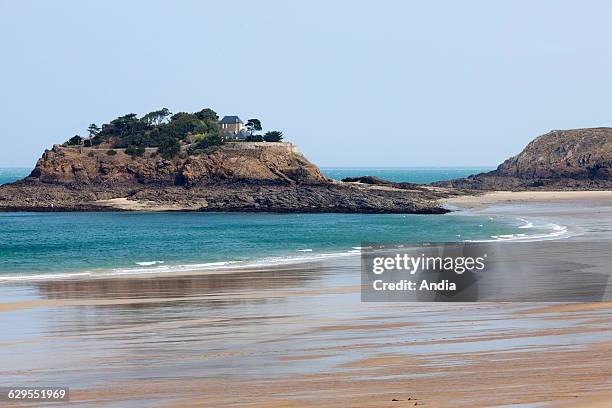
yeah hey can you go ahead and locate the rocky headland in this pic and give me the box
[0,142,455,213]
[434,127,612,190]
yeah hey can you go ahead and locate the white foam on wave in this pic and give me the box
[112,260,245,276]
[490,233,527,240]
[0,249,364,282]
[471,220,569,242]
[0,272,94,282]
[136,261,165,266]
[453,205,573,242]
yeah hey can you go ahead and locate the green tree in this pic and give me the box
[193,133,223,150]
[245,119,262,136]
[102,113,146,142]
[158,138,181,159]
[195,108,219,123]
[112,113,139,131]
[166,112,208,140]
[100,113,149,148]
[141,108,171,126]
[125,145,145,157]
[87,123,101,138]
[85,124,100,147]
[263,131,283,142]
[71,106,224,152]
[245,134,264,142]
[66,135,83,146]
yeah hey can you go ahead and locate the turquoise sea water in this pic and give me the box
[321,167,492,183]
[0,167,560,279]
[1,167,491,185]
[0,212,542,278]
[0,168,30,185]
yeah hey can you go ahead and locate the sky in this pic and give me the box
[1,0,612,168]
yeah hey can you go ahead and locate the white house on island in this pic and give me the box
[220,116,247,139]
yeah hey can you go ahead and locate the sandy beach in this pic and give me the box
[444,190,612,210]
[1,191,612,407]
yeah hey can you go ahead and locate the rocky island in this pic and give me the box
[0,107,454,213]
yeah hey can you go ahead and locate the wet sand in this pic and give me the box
[1,193,612,407]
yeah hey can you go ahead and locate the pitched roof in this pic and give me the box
[220,115,243,124]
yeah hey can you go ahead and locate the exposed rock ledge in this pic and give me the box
[0,142,454,213]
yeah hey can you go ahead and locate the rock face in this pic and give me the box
[0,142,452,213]
[435,128,612,190]
[27,142,327,186]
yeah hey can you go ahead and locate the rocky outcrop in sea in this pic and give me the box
[0,142,453,213]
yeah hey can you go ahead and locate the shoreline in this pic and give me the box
[446,190,612,240]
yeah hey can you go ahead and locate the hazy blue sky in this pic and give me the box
[1,0,612,167]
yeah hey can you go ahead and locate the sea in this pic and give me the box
[0,167,566,280]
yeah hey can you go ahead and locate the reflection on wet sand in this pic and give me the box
[34,263,327,302]
[1,255,611,407]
